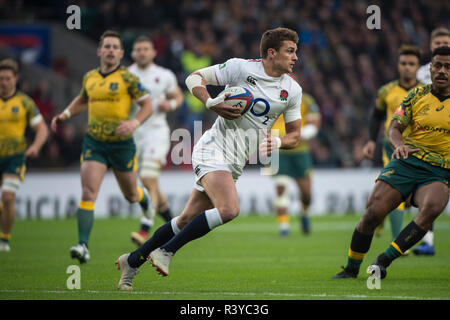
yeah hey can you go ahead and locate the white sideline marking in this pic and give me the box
[0,289,445,300]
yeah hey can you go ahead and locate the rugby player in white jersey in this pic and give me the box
[116,27,303,289]
[414,27,450,256]
[128,36,184,246]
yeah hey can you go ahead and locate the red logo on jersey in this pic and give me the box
[280,90,288,101]
[155,78,159,83]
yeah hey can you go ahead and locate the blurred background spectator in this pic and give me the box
[1,0,449,170]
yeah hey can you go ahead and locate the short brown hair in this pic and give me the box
[99,30,123,48]
[133,35,153,46]
[431,27,450,41]
[398,45,422,61]
[260,27,299,59]
[0,59,19,75]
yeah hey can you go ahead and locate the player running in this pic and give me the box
[333,47,450,279]
[362,45,423,242]
[413,27,450,256]
[116,27,303,290]
[128,35,184,246]
[271,92,321,236]
[51,30,153,263]
[0,59,48,252]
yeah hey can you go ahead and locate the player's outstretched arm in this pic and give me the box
[25,120,48,158]
[50,95,88,132]
[388,120,420,160]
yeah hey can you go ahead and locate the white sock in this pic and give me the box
[422,230,434,245]
[205,208,223,230]
[171,216,181,235]
[141,216,153,228]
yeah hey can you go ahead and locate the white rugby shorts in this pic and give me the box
[191,130,243,192]
[135,126,170,172]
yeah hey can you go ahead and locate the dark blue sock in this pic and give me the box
[301,216,310,234]
[159,208,172,222]
[161,212,210,254]
[127,221,174,268]
[140,223,150,233]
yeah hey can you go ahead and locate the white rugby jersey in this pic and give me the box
[202,58,302,166]
[128,63,178,139]
[417,62,431,84]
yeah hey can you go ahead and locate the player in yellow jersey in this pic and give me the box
[362,45,423,242]
[0,59,48,252]
[333,46,450,279]
[271,92,321,236]
[51,30,153,263]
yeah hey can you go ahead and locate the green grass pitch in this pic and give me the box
[0,213,449,300]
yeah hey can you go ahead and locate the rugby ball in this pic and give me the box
[222,86,253,114]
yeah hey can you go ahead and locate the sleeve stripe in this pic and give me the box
[30,114,43,126]
[136,93,150,102]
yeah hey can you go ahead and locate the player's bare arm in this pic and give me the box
[260,119,301,157]
[363,107,386,159]
[116,95,153,137]
[25,120,48,158]
[281,119,302,149]
[187,70,241,119]
[158,87,184,112]
[388,120,420,160]
[50,95,88,132]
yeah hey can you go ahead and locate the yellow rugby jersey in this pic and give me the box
[376,80,423,137]
[392,85,450,169]
[80,65,149,142]
[271,93,321,153]
[0,91,41,157]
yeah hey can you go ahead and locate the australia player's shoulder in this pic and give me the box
[83,68,99,79]
[120,66,141,83]
[16,91,34,105]
[379,80,398,94]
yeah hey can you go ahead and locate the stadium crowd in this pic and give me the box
[3,0,449,169]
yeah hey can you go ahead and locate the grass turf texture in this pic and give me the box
[0,214,449,300]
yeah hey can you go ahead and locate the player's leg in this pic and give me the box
[132,130,172,243]
[113,168,154,219]
[388,202,405,240]
[117,187,213,289]
[371,182,449,278]
[0,174,20,252]
[70,160,107,263]
[333,180,403,278]
[124,188,213,268]
[413,228,436,256]
[149,170,239,276]
[273,175,291,236]
[296,176,312,234]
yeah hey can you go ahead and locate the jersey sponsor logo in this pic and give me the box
[250,98,270,117]
[416,121,449,134]
[246,76,257,85]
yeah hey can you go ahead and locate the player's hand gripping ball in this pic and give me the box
[221,86,254,114]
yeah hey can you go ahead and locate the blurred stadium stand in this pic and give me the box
[1,0,449,170]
